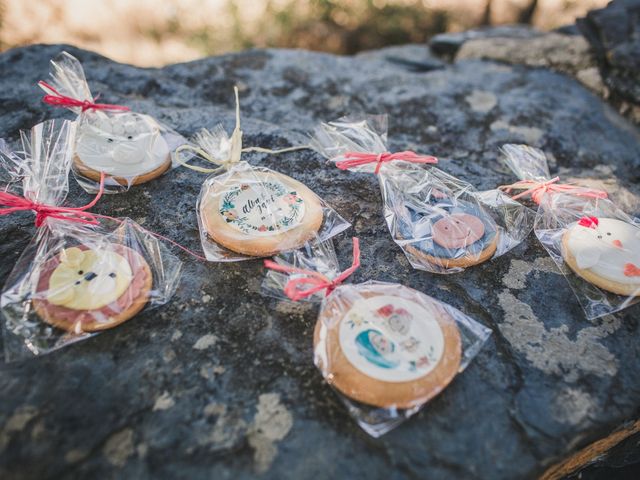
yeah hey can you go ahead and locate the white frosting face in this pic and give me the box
[76,112,170,177]
[567,217,640,284]
[338,295,445,383]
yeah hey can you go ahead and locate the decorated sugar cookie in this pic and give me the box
[200,168,324,257]
[33,244,152,333]
[562,216,640,296]
[314,285,462,409]
[74,112,171,186]
[401,199,499,269]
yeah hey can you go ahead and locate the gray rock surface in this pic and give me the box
[1,43,640,479]
[578,0,640,124]
[430,2,640,125]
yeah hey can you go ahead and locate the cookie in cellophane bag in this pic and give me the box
[38,51,185,192]
[309,115,534,274]
[500,143,640,319]
[0,119,182,361]
[175,87,350,261]
[262,237,491,436]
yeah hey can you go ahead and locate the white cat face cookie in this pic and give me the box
[75,112,170,182]
[563,216,640,296]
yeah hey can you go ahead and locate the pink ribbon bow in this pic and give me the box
[0,172,209,260]
[499,177,608,205]
[335,151,438,174]
[0,172,105,227]
[38,81,130,113]
[264,238,361,301]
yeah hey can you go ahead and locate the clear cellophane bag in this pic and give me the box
[39,51,186,193]
[310,115,534,274]
[500,144,640,319]
[176,98,350,262]
[262,237,491,436]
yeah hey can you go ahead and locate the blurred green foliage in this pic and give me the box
[186,0,450,55]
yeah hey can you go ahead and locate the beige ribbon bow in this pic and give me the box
[175,86,308,174]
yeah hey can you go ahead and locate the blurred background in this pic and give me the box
[0,0,608,66]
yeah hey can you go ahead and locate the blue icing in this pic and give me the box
[396,200,497,260]
[355,329,400,369]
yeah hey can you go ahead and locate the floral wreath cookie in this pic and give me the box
[200,169,324,256]
[33,244,152,333]
[74,112,171,186]
[562,216,640,296]
[400,192,499,269]
[314,284,462,409]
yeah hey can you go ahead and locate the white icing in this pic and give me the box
[567,217,640,284]
[76,112,169,177]
[217,177,306,237]
[338,295,445,383]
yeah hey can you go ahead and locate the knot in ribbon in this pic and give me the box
[264,238,361,301]
[335,151,438,174]
[38,81,130,113]
[176,86,309,174]
[0,173,105,227]
[578,216,599,228]
[498,177,608,205]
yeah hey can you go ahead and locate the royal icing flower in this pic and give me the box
[258,225,268,232]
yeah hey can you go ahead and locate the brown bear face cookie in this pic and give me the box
[314,284,462,409]
[33,244,152,333]
[200,168,324,257]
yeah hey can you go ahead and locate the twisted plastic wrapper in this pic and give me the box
[175,88,350,262]
[310,115,535,274]
[39,51,186,193]
[262,237,491,436]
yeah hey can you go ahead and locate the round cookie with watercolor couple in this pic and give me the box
[200,165,324,257]
[314,281,463,409]
[32,244,153,333]
[562,215,640,297]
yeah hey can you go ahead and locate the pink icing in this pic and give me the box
[34,244,150,327]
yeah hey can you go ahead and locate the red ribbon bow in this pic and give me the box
[0,173,209,260]
[578,216,599,228]
[499,177,608,205]
[335,151,438,174]
[264,238,361,301]
[0,173,105,227]
[38,81,130,113]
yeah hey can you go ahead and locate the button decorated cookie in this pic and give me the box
[200,168,324,257]
[400,199,499,269]
[432,213,485,249]
[562,216,640,296]
[314,283,462,409]
[74,112,171,186]
[32,244,152,333]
